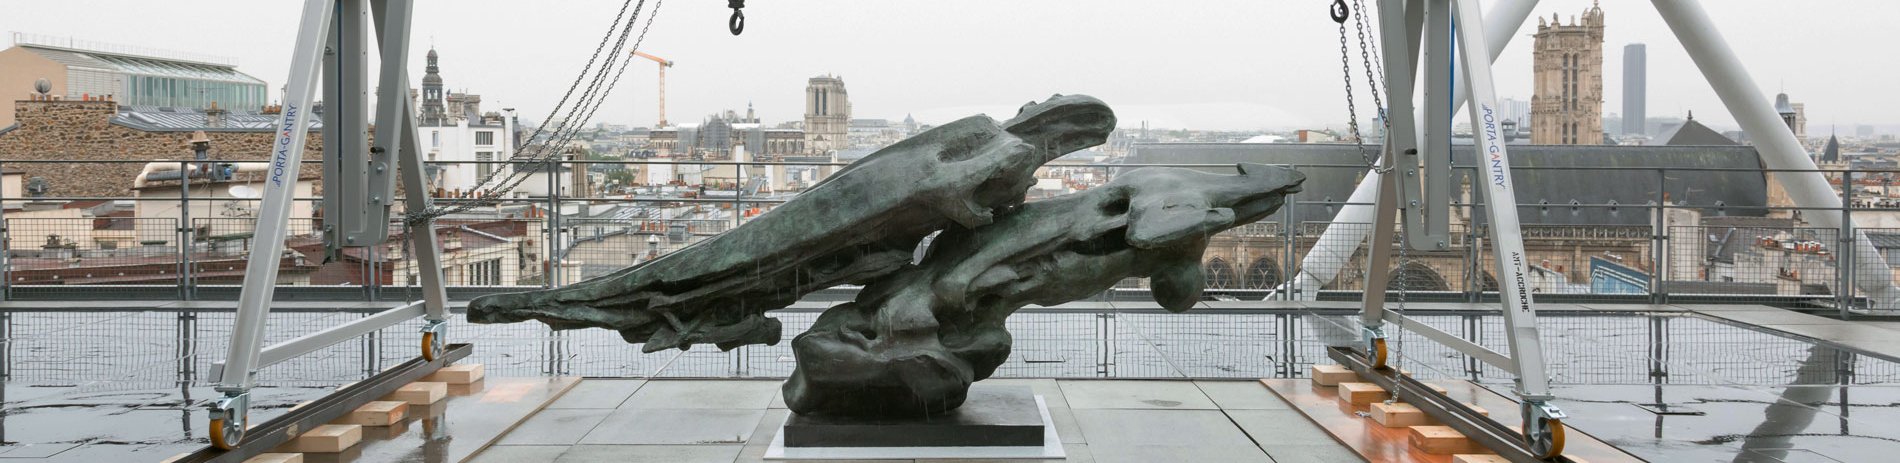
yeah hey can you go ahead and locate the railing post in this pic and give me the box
[547,157,561,288]
[1,310,10,380]
[179,159,192,300]
[1652,168,1668,305]
[1839,167,1855,317]
[0,158,8,302]
[734,160,744,231]
[1466,195,1482,304]
[1279,182,1297,301]
[364,241,379,301]
[176,309,198,386]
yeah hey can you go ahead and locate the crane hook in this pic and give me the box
[1330,0,1350,24]
[729,0,746,35]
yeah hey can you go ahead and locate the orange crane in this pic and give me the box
[632,51,674,127]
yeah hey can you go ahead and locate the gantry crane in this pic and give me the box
[633,51,673,127]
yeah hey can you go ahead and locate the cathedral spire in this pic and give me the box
[420,47,446,126]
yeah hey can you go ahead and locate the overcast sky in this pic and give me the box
[4,1,1895,132]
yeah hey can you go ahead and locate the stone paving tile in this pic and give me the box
[1225,409,1341,446]
[579,408,767,445]
[1070,409,1267,463]
[555,444,744,462]
[468,445,570,463]
[1698,309,1846,325]
[983,378,1068,406]
[1195,380,1292,410]
[620,379,778,409]
[495,408,614,445]
[733,409,791,463]
[1058,380,1218,409]
[1048,405,1086,444]
[915,443,1093,463]
[1761,323,1900,342]
[547,379,645,409]
[1260,444,1367,463]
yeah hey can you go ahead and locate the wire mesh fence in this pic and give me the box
[7,308,1897,391]
[2,217,183,296]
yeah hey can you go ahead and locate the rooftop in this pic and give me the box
[13,43,261,85]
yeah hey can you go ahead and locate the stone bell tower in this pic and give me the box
[1530,2,1605,145]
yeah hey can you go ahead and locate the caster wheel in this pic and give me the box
[209,416,245,450]
[1369,338,1389,369]
[421,331,443,361]
[1527,416,1565,459]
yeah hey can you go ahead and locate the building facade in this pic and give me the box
[0,99,323,197]
[411,48,522,197]
[1622,43,1646,136]
[1530,4,1605,145]
[804,76,850,155]
[0,34,268,128]
[647,108,806,160]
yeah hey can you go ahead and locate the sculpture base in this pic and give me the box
[765,386,1063,460]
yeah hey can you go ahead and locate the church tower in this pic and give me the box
[804,75,850,155]
[419,48,446,126]
[1530,2,1605,145]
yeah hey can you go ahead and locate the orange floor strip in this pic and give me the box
[1260,378,1644,462]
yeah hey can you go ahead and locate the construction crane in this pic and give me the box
[633,51,673,127]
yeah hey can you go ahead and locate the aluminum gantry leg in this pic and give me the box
[208,0,451,451]
[1452,0,1566,457]
[372,0,451,358]
[1351,0,1569,459]
[207,0,335,450]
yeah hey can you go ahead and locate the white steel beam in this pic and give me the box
[1651,0,1899,309]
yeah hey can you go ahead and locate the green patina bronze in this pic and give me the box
[469,95,1305,417]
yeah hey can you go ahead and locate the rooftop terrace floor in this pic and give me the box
[2,302,1899,461]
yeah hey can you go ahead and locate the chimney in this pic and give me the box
[204,101,226,128]
[190,130,212,160]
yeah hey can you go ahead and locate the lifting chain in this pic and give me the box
[1332,0,1390,174]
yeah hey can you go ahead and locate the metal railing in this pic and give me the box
[6,157,1900,313]
[4,307,1895,389]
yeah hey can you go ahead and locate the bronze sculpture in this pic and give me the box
[469,95,1305,417]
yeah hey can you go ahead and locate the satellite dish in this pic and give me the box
[228,185,261,199]
[33,78,50,96]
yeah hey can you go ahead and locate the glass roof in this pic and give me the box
[89,53,265,85]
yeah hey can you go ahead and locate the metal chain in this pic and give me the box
[1334,0,1389,174]
[1334,2,1373,172]
[401,221,415,303]
[1393,199,1410,373]
[1351,0,1386,89]
[1351,0,1387,141]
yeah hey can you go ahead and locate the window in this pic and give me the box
[476,152,494,179]
[465,259,503,285]
[431,132,441,148]
[476,131,495,146]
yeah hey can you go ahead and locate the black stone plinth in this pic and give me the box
[784,385,1045,448]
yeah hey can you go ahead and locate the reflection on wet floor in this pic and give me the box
[2,307,1899,461]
